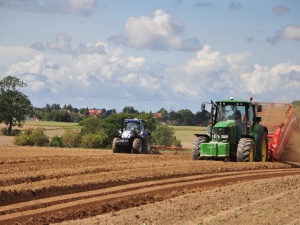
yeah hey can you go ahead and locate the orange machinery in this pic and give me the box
[256,103,297,161]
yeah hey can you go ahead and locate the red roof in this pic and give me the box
[153,112,162,118]
[89,109,102,116]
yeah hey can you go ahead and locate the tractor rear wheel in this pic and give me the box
[132,138,142,154]
[112,137,120,153]
[142,136,151,154]
[257,130,268,162]
[237,138,255,162]
[192,136,209,160]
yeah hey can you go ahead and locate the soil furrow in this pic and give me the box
[1,168,299,224]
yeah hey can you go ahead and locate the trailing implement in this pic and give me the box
[192,97,268,162]
[112,119,152,154]
[256,102,297,161]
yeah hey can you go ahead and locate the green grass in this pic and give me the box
[24,120,79,129]
[172,126,206,143]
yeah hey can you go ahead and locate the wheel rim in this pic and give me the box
[261,139,267,162]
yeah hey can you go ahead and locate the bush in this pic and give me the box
[173,139,182,147]
[61,130,81,147]
[50,135,63,147]
[14,134,34,146]
[14,128,49,146]
[80,132,108,148]
[152,125,176,146]
[31,128,49,146]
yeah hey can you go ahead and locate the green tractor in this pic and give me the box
[192,97,268,162]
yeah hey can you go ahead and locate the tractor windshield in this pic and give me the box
[216,103,246,122]
[125,122,140,132]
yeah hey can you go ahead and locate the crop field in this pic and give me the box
[0,121,300,224]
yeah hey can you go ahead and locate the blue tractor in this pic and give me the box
[112,119,152,154]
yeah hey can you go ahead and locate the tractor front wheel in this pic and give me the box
[237,138,255,162]
[192,136,209,160]
[112,138,120,153]
[132,138,142,154]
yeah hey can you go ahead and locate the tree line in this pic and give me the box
[33,104,211,126]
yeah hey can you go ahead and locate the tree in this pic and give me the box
[0,76,33,135]
[152,124,176,146]
[122,106,138,114]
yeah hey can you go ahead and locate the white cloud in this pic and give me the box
[108,9,201,51]
[182,45,228,74]
[240,62,300,102]
[1,43,300,112]
[0,46,40,67]
[79,42,107,54]
[282,25,300,40]
[47,33,73,54]
[267,25,300,44]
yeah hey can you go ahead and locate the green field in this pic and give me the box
[25,120,79,129]
[173,126,206,145]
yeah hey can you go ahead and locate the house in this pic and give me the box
[89,109,102,117]
[153,112,162,118]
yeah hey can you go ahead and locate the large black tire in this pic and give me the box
[192,136,209,160]
[112,137,120,153]
[237,138,255,162]
[132,138,142,154]
[142,135,151,154]
[256,130,268,162]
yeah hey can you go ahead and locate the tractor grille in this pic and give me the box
[213,127,231,141]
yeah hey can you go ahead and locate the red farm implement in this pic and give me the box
[256,102,298,161]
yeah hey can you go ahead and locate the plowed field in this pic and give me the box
[0,133,300,225]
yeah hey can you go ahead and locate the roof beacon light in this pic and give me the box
[230,97,234,100]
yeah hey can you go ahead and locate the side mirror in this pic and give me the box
[201,103,205,111]
[256,117,261,123]
[257,105,262,112]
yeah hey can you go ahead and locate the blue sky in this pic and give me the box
[0,0,299,113]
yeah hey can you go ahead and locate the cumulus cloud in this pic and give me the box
[273,4,290,16]
[0,0,97,16]
[1,43,300,112]
[240,62,300,101]
[282,25,300,40]
[33,34,109,55]
[79,42,107,54]
[0,46,40,67]
[47,33,73,53]
[267,25,300,44]
[290,70,300,81]
[108,9,201,51]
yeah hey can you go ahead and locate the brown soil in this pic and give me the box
[0,132,300,225]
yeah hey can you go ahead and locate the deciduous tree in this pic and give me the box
[0,76,33,135]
